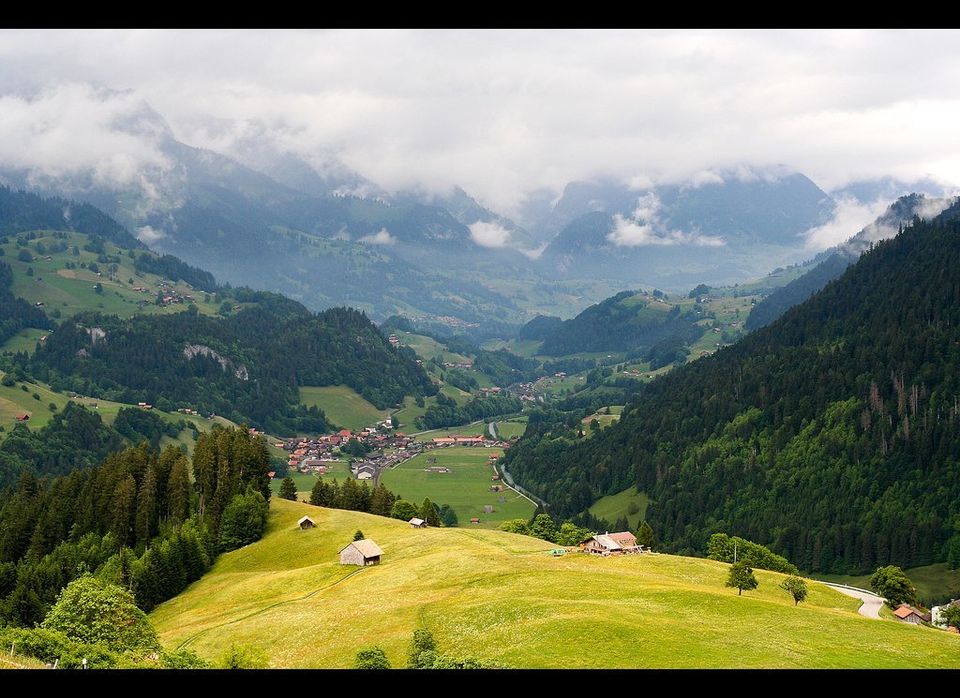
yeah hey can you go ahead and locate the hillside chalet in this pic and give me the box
[582,531,642,556]
[339,539,384,566]
[893,604,931,624]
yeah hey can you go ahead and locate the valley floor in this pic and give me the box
[150,499,960,669]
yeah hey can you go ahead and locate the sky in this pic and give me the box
[1,28,960,237]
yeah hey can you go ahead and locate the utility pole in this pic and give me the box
[734,541,738,563]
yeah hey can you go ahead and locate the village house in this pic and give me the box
[339,539,383,566]
[932,599,960,627]
[298,516,316,530]
[893,604,931,624]
[582,531,642,556]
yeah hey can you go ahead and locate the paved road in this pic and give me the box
[488,421,498,439]
[822,583,884,619]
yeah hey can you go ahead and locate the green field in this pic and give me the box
[588,486,650,530]
[269,472,319,497]
[380,447,533,527]
[149,498,960,668]
[582,405,623,435]
[398,332,471,364]
[298,385,385,431]
[493,418,527,440]
[816,563,960,606]
[0,328,48,355]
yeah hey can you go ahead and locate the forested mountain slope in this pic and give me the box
[503,204,960,574]
[27,304,435,435]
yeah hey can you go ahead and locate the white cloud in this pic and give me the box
[357,228,395,245]
[518,243,548,260]
[2,31,960,216]
[607,193,726,247]
[688,170,725,188]
[468,221,512,248]
[136,225,166,244]
[802,197,891,250]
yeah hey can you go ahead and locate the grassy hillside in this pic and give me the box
[588,486,650,530]
[380,447,533,527]
[1,231,223,322]
[150,499,960,668]
[298,385,385,431]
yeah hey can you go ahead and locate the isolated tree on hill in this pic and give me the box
[353,530,365,541]
[279,476,298,501]
[355,646,391,669]
[869,565,917,608]
[636,521,655,549]
[726,561,759,596]
[779,576,808,606]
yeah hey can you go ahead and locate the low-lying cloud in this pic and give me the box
[468,221,512,248]
[358,228,395,245]
[136,225,167,244]
[607,194,726,247]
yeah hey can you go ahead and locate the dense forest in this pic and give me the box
[531,290,704,356]
[23,304,436,435]
[502,207,960,574]
[0,186,140,248]
[415,392,523,430]
[133,252,218,292]
[0,427,271,627]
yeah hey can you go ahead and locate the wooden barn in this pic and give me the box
[339,539,384,566]
[894,604,931,624]
[297,516,316,530]
[409,518,427,528]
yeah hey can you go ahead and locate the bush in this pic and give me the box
[355,646,391,669]
[0,627,117,669]
[40,574,160,654]
[219,643,268,669]
[218,489,269,552]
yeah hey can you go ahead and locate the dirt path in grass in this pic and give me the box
[822,583,884,619]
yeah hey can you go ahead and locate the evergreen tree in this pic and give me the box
[166,457,191,526]
[279,477,298,501]
[135,465,159,544]
[310,478,330,507]
[636,521,655,549]
[111,475,136,548]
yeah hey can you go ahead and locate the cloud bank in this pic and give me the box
[607,194,726,247]
[1,30,960,217]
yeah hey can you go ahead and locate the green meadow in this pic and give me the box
[588,486,650,530]
[149,498,960,668]
[298,385,385,431]
[380,447,534,527]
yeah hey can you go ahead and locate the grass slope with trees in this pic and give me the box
[148,498,960,668]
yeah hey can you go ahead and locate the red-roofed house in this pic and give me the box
[893,604,931,624]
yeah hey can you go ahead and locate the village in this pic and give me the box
[274,419,512,486]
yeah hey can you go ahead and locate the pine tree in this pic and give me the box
[135,465,159,544]
[636,520,655,549]
[166,457,191,526]
[279,477,298,501]
[111,474,137,548]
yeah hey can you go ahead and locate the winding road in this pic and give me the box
[822,582,884,619]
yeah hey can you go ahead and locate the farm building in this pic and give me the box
[483,505,494,514]
[893,604,931,624]
[470,517,481,524]
[582,531,642,556]
[297,516,316,530]
[14,413,29,422]
[339,539,384,566]
[409,518,427,528]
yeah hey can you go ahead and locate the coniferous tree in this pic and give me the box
[135,466,159,544]
[166,457,191,526]
[279,477,298,501]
